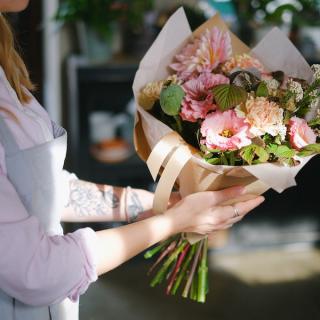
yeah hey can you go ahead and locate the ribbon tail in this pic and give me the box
[153,145,192,214]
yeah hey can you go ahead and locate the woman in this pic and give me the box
[0,1,265,319]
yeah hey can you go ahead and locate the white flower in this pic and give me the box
[311,97,319,108]
[287,79,303,102]
[265,79,279,92]
[311,64,320,81]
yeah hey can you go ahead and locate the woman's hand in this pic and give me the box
[165,186,264,235]
[93,185,264,275]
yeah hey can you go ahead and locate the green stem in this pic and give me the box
[144,236,176,259]
[174,115,183,134]
[147,240,177,275]
[221,153,228,165]
[171,242,197,295]
[182,240,203,298]
[197,237,208,303]
[190,273,198,301]
[150,240,188,287]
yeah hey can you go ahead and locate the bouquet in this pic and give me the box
[133,8,320,303]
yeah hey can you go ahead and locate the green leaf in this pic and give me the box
[203,152,213,159]
[298,143,320,157]
[240,145,256,165]
[206,157,220,165]
[256,82,268,97]
[212,84,247,111]
[297,150,314,157]
[308,118,320,127]
[275,145,296,158]
[160,84,185,116]
[267,144,296,159]
[255,145,269,163]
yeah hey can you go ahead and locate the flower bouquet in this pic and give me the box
[133,8,320,303]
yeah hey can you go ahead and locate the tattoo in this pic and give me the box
[127,191,144,222]
[68,180,120,217]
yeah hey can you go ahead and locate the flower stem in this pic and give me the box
[174,115,183,133]
[171,242,197,295]
[147,240,177,275]
[144,236,176,259]
[182,240,203,298]
[150,240,188,287]
[197,237,208,303]
[166,243,191,295]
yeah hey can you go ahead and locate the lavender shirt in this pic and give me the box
[0,67,98,306]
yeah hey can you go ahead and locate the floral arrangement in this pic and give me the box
[134,9,320,304]
[139,28,320,168]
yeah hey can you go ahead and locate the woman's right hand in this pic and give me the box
[165,186,265,235]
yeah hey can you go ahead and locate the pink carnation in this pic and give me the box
[170,27,232,80]
[180,72,229,122]
[289,117,316,150]
[201,110,252,151]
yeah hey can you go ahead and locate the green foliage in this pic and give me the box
[160,85,185,116]
[55,0,154,38]
[212,84,247,111]
[308,117,320,127]
[266,144,295,158]
[256,82,268,97]
[240,144,269,165]
[298,143,320,157]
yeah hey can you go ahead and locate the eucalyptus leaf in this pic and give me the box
[212,84,247,111]
[160,84,185,116]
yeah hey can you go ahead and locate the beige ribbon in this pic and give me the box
[147,132,192,214]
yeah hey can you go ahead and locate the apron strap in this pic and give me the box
[0,115,20,154]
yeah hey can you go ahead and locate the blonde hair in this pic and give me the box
[0,14,34,105]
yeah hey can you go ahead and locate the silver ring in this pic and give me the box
[232,205,240,218]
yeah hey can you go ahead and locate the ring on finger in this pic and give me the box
[232,205,240,218]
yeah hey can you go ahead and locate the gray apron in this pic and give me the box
[0,116,79,319]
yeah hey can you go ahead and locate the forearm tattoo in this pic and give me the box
[126,190,144,222]
[67,180,120,217]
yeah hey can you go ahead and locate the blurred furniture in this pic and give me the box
[66,55,153,189]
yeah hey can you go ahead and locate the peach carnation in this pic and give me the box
[222,53,266,74]
[201,110,251,151]
[245,97,286,140]
[289,117,316,150]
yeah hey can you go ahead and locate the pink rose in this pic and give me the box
[201,110,252,151]
[180,72,229,122]
[289,117,316,150]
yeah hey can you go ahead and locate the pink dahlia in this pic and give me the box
[180,72,229,122]
[201,110,252,151]
[289,117,316,150]
[170,27,232,80]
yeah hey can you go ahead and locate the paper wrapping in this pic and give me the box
[132,8,315,243]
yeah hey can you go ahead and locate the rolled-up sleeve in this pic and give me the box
[0,165,98,306]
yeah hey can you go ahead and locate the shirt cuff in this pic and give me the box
[68,227,98,302]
